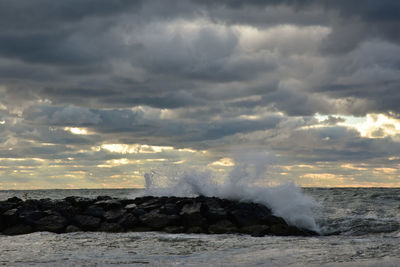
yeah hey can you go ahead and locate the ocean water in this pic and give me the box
[0,188,399,266]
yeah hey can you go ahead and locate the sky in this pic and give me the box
[0,0,400,189]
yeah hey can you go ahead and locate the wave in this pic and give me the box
[137,165,320,232]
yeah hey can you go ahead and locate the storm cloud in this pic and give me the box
[0,0,399,188]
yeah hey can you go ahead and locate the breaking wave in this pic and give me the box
[139,164,320,232]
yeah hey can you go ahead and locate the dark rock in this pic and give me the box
[139,198,164,211]
[0,195,318,237]
[160,203,180,215]
[163,226,185,233]
[65,225,81,233]
[119,213,140,229]
[124,203,137,210]
[73,215,101,230]
[180,202,207,227]
[229,202,272,227]
[208,220,238,234]
[94,199,121,210]
[203,199,228,222]
[98,222,124,232]
[3,224,33,235]
[34,215,67,233]
[84,205,105,218]
[7,197,23,203]
[140,211,180,229]
[96,196,112,201]
[104,209,126,222]
[0,201,17,214]
[186,226,206,234]
[240,225,271,237]
[2,208,20,226]
[65,196,94,208]
[19,210,47,225]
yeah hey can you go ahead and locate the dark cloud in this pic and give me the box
[1,0,400,187]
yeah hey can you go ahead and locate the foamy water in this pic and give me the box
[1,188,399,266]
[141,169,319,231]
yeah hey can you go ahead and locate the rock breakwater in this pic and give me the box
[0,195,318,236]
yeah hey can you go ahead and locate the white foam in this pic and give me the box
[138,164,320,232]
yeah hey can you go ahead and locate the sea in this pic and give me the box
[0,187,399,266]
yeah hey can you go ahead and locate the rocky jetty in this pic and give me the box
[0,195,318,236]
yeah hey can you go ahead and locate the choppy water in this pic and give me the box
[1,188,399,266]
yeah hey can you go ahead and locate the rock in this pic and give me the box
[119,213,140,229]
[208,220,238,234]
[180,202,207,227]
[73,215,101,230]
[34,215,68,233]
[0,201,17,214]
[7,197,23,203]
[98,222,124,232]
[2,208,20,226]
[0,195,319,237]
[3,224,33,235]
[96,196,112,201]
[94,199,122,210]
[229,202,272,227]
[84,205,105,218]
[163,226,185,233]
[160,203,180,215]
[140,211,180,229]
[65,196,94,208]
[19,210,47,225]
[240,225,271,237]
[203,199,228,222]
[124,203,137,210]
[104,209,126,222]
[186,226,206,234]
[65,225,81,233]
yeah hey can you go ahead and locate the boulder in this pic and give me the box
[140,211,180,229]
[34,215,68,233]
[98,222,124,232]
[73,215,101,230]
[104,209,126,222]
[119,213,140,229]
[208,220,238,234]
[94,199,122,210]
[180,202,207,227]
[3,224,33,235]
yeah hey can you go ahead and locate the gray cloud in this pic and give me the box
[1,0,400,187]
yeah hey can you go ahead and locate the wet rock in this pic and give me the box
[7,197,23,203]
[119,213,140,229]
[73,215,101,230]
[160,203,180,215]
[19,210,47,225]
[163,226,185,233]
[65,225,81,233]
[94,199,121,210]
[0,195,318,237]
[240,225,271,237]
[229,202,272,227]
[124,203,137,210]
[3,224,33,235]
[0,201,17,214]
[140,211,180,229]
[180,202,207,227]
[98,222,124,232]
[65,197,94,208]
[84,205,105,218]
[104,209,126,222]
[34,215,67,233]
[2,208,19,226]
[208,220,238,234]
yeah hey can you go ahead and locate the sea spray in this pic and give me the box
[139,167,320,232]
